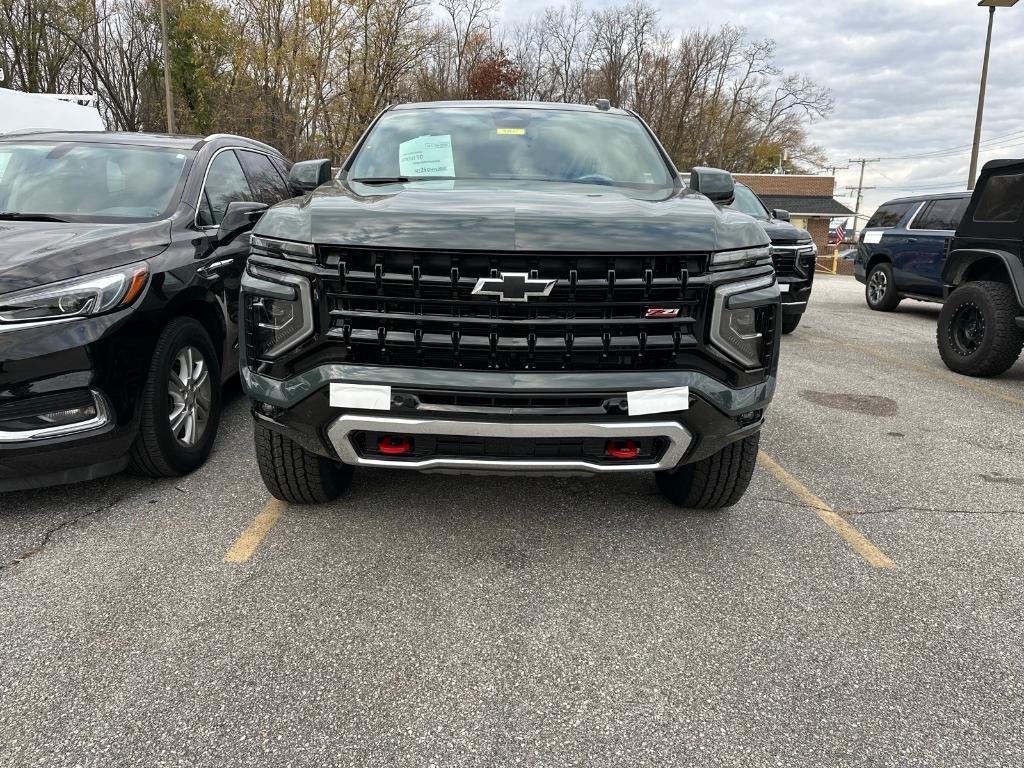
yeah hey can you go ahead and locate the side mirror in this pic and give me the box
[689,167,735,205]
[288,159,332,195]
[772,208,791,222]
[217,201,267,243]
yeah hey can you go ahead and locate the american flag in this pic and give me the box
[834,221,846,242]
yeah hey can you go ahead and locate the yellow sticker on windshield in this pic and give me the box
[496,128,526,135]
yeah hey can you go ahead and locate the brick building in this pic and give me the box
[733,173,853,254]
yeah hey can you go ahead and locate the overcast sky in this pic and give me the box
[500,0,1024,223]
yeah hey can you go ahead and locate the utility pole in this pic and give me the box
[847,158,879,240]
[969,1,1019,188]
[159,0,176,134]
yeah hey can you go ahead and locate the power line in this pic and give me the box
[877,129,1024,161]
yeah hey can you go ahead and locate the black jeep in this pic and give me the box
[240,101,781,507]
[937,159,1024,377]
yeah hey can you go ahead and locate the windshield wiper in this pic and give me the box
[0,212,73,222]
[351,176,443,184]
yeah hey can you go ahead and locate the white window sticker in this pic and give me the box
[862,230,883,244]
[399,134,455,177]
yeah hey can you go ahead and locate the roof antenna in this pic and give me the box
[595,99,611,111]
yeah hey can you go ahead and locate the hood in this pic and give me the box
[0,219,171,295]
[255,180,769,253]
[758,217,812,245]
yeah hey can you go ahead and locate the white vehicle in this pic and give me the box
[0,88,105,134]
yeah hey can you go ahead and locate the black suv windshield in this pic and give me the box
[728,184,770,220]
[348,107,674,189]
[0,142,191,222]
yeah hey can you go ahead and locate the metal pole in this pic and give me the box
[159,0,176,134]
[968,5,995,190]
[852,159,866,240]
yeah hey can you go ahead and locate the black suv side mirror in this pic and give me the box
[689,167,735,205]
[217,201,268,243]
[772,208,791,222]
[288,159,333,195]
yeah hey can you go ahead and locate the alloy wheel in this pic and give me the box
[868,269,887,305]
[167,345,212,447]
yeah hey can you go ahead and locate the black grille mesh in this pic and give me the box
[317,247,708,371]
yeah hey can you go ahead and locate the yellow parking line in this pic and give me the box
[805,333,1024,408]
[224,498,287,563]
[757,451,897,569]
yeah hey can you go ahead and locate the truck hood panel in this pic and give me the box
[255,180,769,253]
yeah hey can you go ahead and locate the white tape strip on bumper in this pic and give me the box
[329,383,392,410]
[626,386,690,416]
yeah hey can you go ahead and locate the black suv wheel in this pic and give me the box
[655,432,759,509]
[937,281,1024,377]
[865,262,901,311]
[129,317,223,477]
[255,422,354,504]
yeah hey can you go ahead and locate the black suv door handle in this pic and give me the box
[197,258,234,278]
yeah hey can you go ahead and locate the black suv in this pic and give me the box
[728,181,817,334]
[241,101,781,508]
[0,131,293,491]
[936,159,1024,377]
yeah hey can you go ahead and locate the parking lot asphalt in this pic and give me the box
[2,275,1022,767]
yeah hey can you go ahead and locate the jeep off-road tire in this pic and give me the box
[254,422,354,504]
[780,314,802,334]
[865,262,901,311]
[937,281,1024,378]
[128,317,222,477]
[655,431,760,509]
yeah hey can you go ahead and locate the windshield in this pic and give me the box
[0,142,191,222]
[348,107,674,189]
[728,184,770,220]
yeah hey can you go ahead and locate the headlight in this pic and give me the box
[710,246,771,270]
[0,263,148,325]
[250,235,316,262]
[710,275,775,368]
[243,264,313,358]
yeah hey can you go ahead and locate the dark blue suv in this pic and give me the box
[855,192,971,311]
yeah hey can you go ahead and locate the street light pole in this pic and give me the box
[159,0,176,134]
[968,0,1018,189]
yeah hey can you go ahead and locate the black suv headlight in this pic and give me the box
[244,264,313,358]
[0,263,148,326]
[710,275,775,368]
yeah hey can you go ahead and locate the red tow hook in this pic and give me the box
[606,439,639,459]
[378,435,412,455]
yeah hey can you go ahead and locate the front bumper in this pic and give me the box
[0,309,148,491]
[778,278,813,318]
[854,261,867,284]
[244,365,772,475]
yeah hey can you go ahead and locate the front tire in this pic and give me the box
[865,262,900,311]
[128,318,222,477]
[655,432,760,509]
[780,314,802,334]
[254,422,354,504]
[937,281,1024,377]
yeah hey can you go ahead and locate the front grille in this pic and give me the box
[771,245,815,277]
[319,247,708,371]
